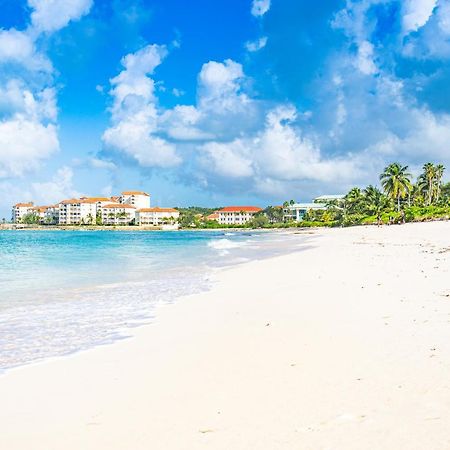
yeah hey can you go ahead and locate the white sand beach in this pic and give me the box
[1,221,450,450]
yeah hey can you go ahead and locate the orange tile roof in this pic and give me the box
[13,202,33,207]
[138,207,178,213]
[121,191,150,196]
[31,206,49,212]
[218,206,262,213]
[207,212,220,220]
[82,197,110,202]
[102,203,136,209]
[60,198,80,204]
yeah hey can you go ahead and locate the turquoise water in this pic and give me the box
[0,230,302,371]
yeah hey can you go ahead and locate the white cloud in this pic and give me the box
[0,119,59,178]
[245,36,268,52]
[0,0,93,186]
[31,166,81,204]
[102,44,181,168]
[29,0,93,33]
[437,1,450,34]
[200,140,254,179]
[355,40,377,75]
[251,0,271,17]
[0,29,51,72]
[196,104,360,193]
[402,0,437,34]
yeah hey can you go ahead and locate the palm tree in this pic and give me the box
[345,187,364,214]
[435,164,445,202]
[363,185,389,225]
[418,163,436,206]
[380,163,412,211]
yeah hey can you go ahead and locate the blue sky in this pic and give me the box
[1,0,450,217]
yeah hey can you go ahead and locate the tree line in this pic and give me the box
[300,162,450,227]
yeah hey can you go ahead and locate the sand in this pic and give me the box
[1,221,450,450]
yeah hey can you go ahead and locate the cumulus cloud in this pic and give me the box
[102,44,181,168]
[31,166,81,204]
[0,119,59,178]
[29,0,93,33]
[251,0,271,17]
[197,104,359,190]
[402,0,437,34]
[0,0,93,183]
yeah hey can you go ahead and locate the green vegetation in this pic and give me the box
[299,162,450,228]
[20,212,40,224]
[175,162,449,230]
[177,206,221,228]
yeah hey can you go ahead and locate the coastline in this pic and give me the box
[1,221,450,449]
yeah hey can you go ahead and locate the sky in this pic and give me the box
[1,0,450,217]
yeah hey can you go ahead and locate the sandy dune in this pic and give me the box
[1,221,450,450]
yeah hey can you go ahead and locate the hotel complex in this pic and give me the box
[11,193,342,227]
[216,206,263,225]
[12,191,179,228]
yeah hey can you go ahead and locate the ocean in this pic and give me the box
[0,230,302,372]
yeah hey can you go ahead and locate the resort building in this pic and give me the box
[30,206,50,224]
[101,203,136,225]
[313,194,345,203]
[44,205,60,224]
[120,191,150,210]
[11,202,34,223]
[135,207,180,226]
[206,212,220,222]
[283,203,327,222]
[59,199,98,225]
[58,197,114,225]
[217,206,262,225]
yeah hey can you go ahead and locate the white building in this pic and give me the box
[58,198,111,225]
[11,202,34,223]
[120,191,150,210]
[102,203,136,225]
[217,206,262,225]
[136,207,179,226]
[283,203,327,222]
[313,194,345,203]
[44,205,59,224]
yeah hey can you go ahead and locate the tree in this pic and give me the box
[248,213,269,228]
[380,163,412,211]
[363,185,390,225]
[263,206,284,223]
[418,163,436,205]
[345,187,365,214]
[435,164,445,202]
[21,212,40,225]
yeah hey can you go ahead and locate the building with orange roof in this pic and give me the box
[11,202,34,223]
[206,212,220,221]
[135,207,179,226]
[102,203,136,225]
[217,206,262,225]
[120,191,150,210]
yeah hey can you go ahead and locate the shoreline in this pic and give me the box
[1,221,450,449]
[1,215,450,232]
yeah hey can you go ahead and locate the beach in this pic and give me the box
[1,221,450,449]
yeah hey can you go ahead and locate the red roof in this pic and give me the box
[218,206,262,213]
